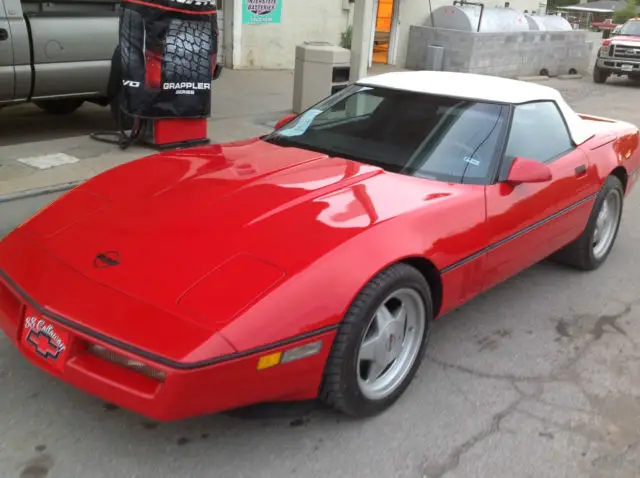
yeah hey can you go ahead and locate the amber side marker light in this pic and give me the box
[257,340,323,371]
[87,344,167,381]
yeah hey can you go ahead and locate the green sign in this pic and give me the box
[242,0,282,25]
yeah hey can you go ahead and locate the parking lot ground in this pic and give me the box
[3,56,640,477]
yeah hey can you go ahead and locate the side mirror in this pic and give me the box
[274,113,297,130]
[505,157,552,184]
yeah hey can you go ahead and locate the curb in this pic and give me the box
[557,73,584,80]
[517,75,550,82]
[0,180,83,204]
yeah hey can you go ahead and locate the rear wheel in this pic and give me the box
[550,175,624,270]
[593,64,609,84]
[320,263,432,418]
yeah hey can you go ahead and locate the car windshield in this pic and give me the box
[619,20,640,35]
[264,85,509,184]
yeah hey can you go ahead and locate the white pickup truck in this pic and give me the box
[0,0,122,117]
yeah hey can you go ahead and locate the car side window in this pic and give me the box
[408,102,507,184]
[504,101,574,163]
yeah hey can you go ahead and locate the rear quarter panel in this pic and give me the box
[578,114,640,195]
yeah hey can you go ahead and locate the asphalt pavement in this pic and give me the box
[0,192,64,239]
[2,71,640,477]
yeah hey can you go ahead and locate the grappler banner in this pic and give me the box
[118,0,219,119]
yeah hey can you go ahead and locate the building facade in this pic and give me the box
[219,0,547,70]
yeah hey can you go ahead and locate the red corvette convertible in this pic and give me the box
[1,71,638,421]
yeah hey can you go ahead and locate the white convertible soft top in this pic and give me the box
[357,71,597,145]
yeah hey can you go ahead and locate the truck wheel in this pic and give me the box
[593,64,609,84]
[34,99,84,115]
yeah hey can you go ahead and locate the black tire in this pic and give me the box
[33,99,84,115]
[107,46,134,131]
[162,18,213,85]
[319,263,433,418]
[593,64,609,84]
[550,175,624,270]
[119,8,146,86]
[116,7,145,123]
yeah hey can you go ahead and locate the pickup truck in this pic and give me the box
[0,0,122,118]
[593,17,640,83]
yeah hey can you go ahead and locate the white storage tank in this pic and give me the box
[425,5,530,32]
[524,13,573,31]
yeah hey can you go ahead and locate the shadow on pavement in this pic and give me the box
[0,102,117,147]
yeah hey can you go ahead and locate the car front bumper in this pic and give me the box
[0,235,336,421]
[0,273,336,421]
[596,56,640,75]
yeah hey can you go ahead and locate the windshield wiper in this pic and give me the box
[263,135,299,148]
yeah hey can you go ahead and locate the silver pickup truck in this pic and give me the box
[0,0,120,116]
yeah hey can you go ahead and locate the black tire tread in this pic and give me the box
[107,46,134,131]
[162,18,213,84]
[119,8,146,85]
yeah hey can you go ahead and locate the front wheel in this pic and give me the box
[550,175,624,270]
[320,263,432,418]
[593,64,609,84]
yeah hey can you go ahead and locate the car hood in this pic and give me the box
[18,138,455,329]
[609,35,640,43]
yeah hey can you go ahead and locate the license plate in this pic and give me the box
[622,64,634,71]
[20,310,70,370]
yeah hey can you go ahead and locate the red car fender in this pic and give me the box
[579,121,640,194]
[217,202,483,354]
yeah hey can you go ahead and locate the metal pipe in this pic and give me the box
[429,0,434,27]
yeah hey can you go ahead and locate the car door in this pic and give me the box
[481,100,600,292]
[0,0,15,102]
[25,1,119,99]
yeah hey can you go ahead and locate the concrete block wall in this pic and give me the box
[406,27,474,72]
[406,26,593,78]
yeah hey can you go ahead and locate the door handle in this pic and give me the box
[0,29,8,41]
[575,164,587,177]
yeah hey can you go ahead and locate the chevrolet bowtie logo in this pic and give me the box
[26,330,62,359]
[94,251,121,268]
